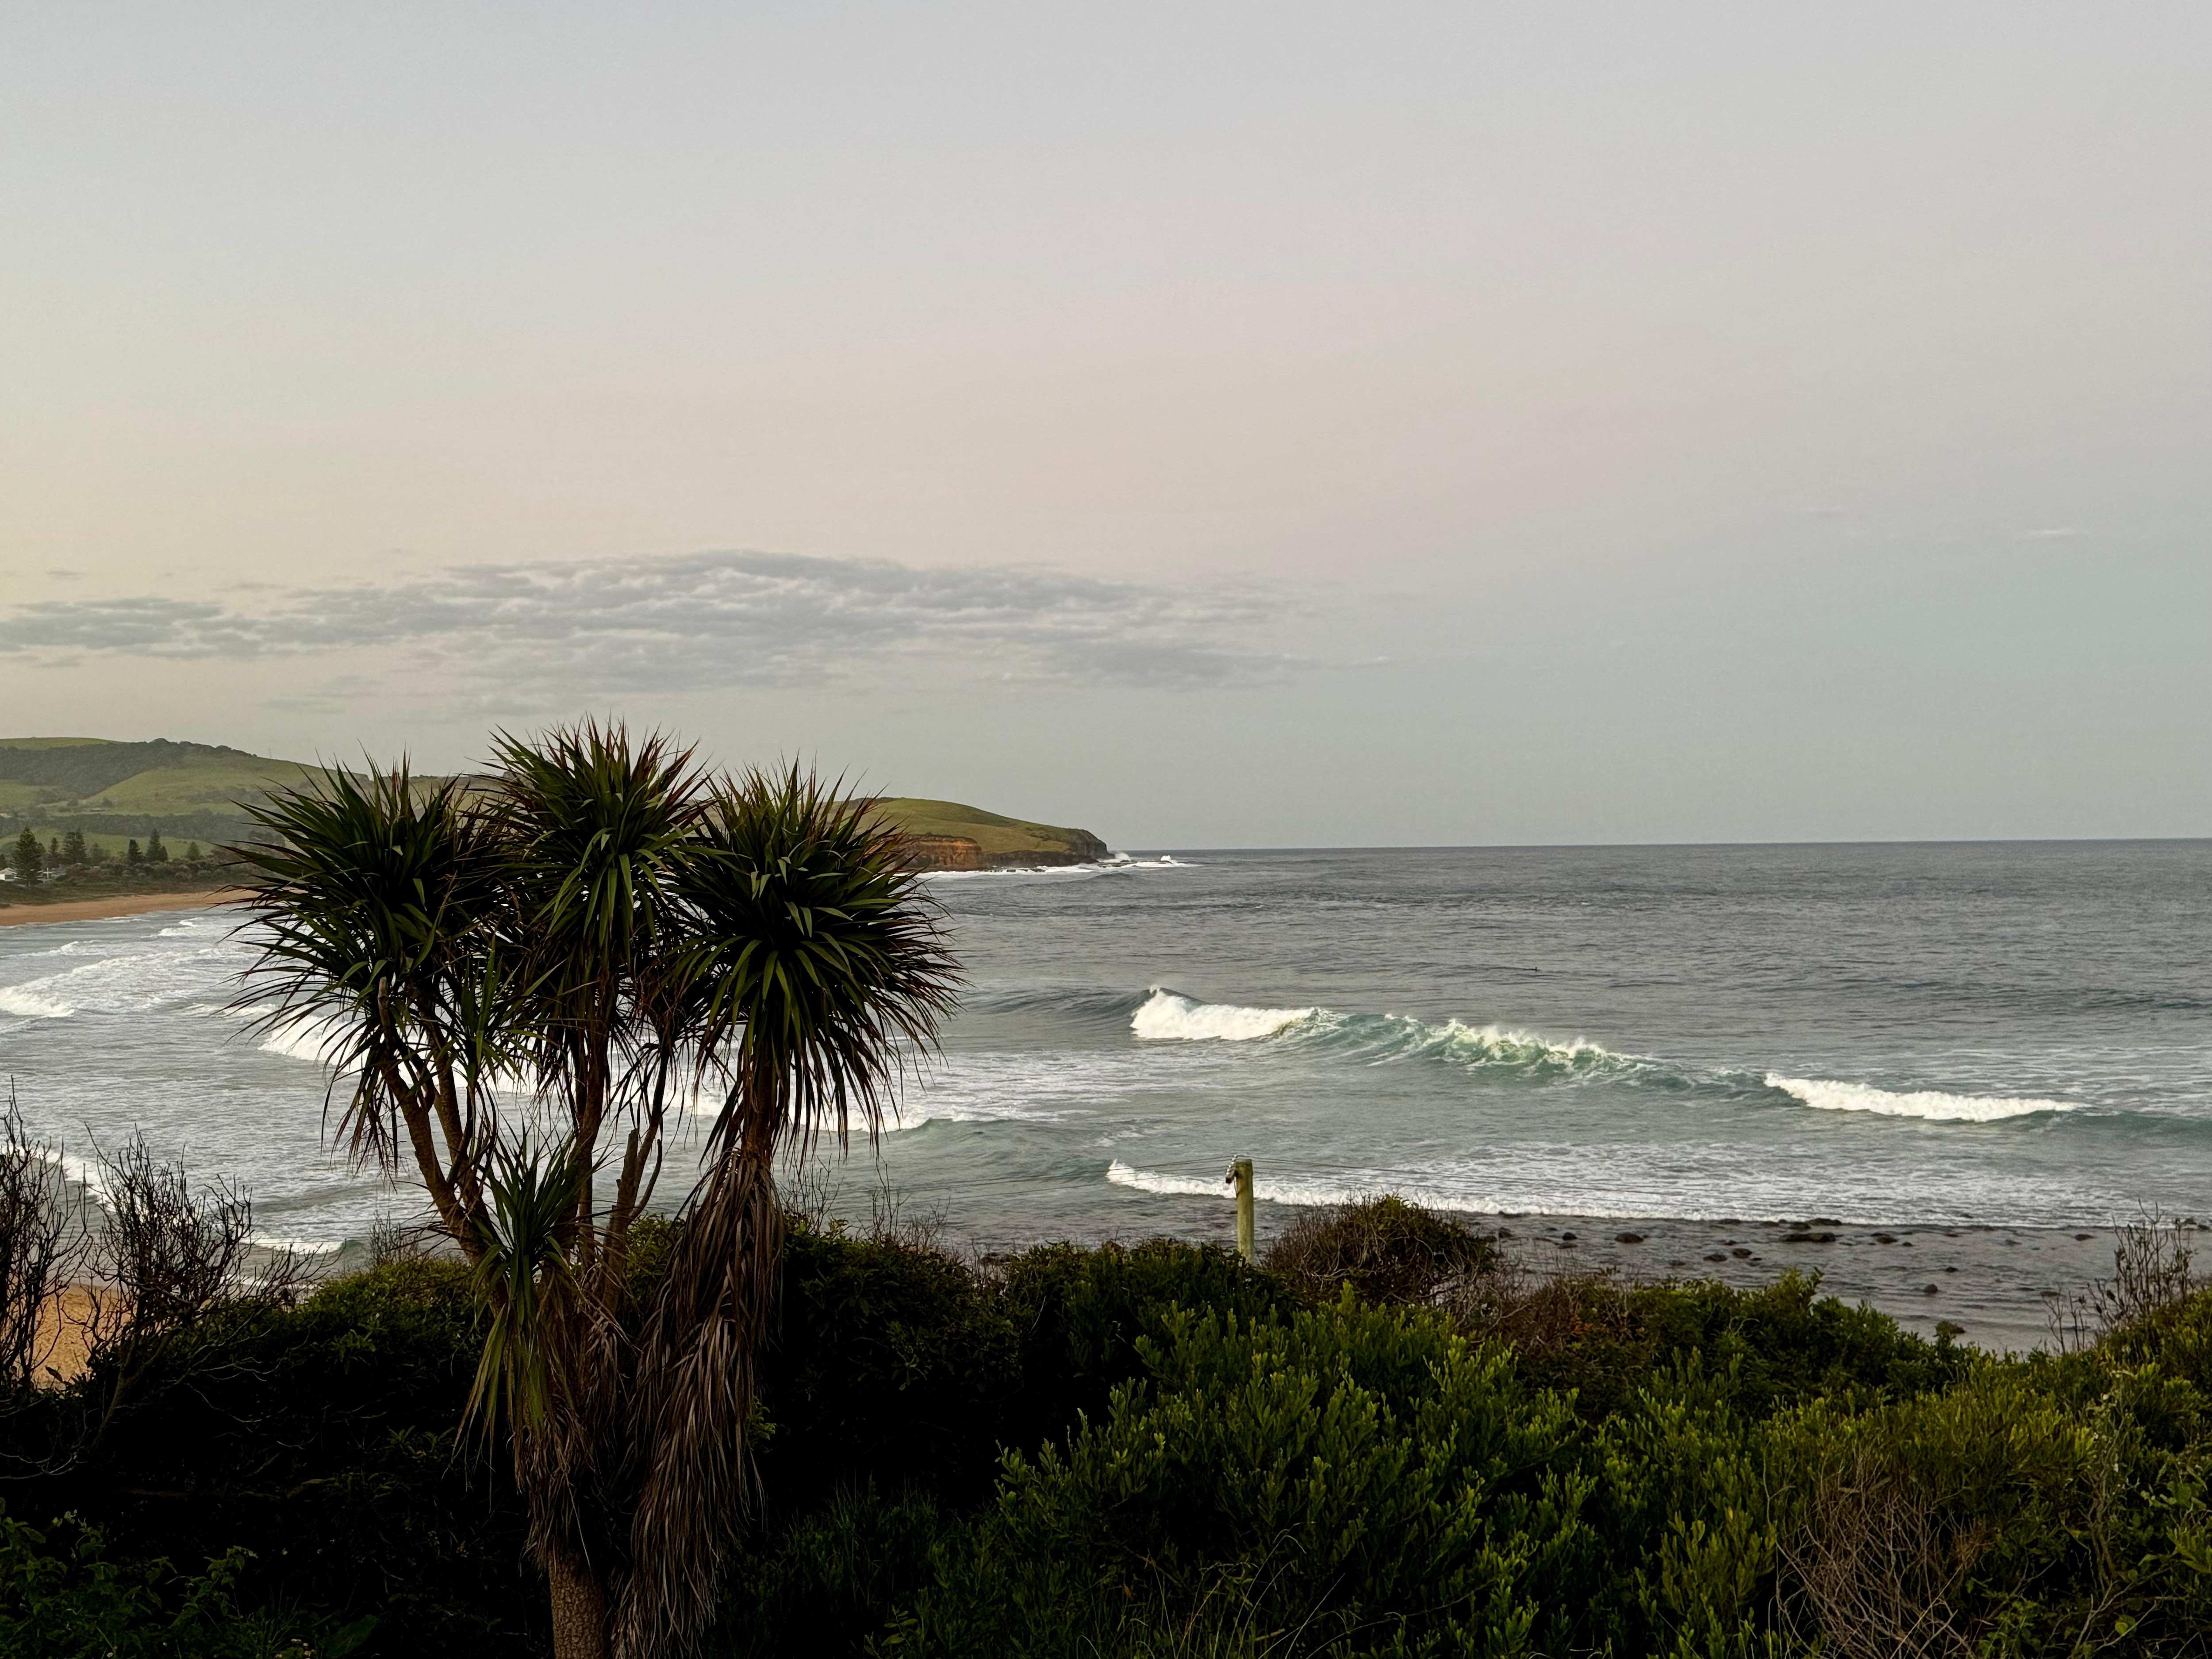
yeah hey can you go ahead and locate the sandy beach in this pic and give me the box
[0,888,242,927]
[33,1284,107,1385]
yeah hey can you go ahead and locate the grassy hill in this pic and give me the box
[0,739,1109,870]
[868,797,1109,868]
[0,738,332,855]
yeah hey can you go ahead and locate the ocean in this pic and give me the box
[4,841,2208,1297]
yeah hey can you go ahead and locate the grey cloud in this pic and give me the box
[0,550,1296,697]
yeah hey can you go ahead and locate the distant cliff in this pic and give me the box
[868,798,1110,871]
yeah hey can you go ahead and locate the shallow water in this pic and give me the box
[2,843,2208,1266]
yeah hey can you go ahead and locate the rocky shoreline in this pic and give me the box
[1477,1212,2149,1354]
[964,1195,2171,1355]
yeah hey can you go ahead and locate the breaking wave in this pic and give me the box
[256,1016,349,1066]
[0,983,77,1019]
[1130,989,1640,1082]
[1765,1075,2079,1123]
[1132,989,1314,1041]
[1105,1159,1414,1209]
[1127,990,2095,1129]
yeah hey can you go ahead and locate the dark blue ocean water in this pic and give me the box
[3,842,2208,1260]
[896,841,2212,1241]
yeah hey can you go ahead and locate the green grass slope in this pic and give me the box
[0,738,376,853]
[0,741,1109,869]
[869,797,1109,864]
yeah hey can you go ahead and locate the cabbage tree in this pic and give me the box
[234,725,956,1658]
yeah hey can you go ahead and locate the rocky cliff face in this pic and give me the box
[899,829,1111,872]
[1020,829,1110,867]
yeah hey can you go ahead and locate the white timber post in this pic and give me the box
[1224,1157,1255,1262]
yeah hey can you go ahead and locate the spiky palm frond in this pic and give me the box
[466,1139,592,1440]
[492,722,701,988]
[616,766,957,1655]
[492,722,704,1136]
[227,763,515,1224]
[674,764,960,1160]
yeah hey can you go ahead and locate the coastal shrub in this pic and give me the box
[0,1258,541,1655]
[1446,1265,1968,1423]
[1771,1356,2212,1654]
[13,1198,2212,1657]
[877,1295,1802,1658]
[992,1236,1296,1451]
[1263,1194,1496,1306]
[0,1506,375,1658]
[713,1486,946,1659]
[754,1222,1022,1514]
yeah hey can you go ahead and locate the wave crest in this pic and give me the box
[1132,989,1314,1042]
[1307,1011,1632,1079]
[1129,989,1631,1084]
[1765,1074,2078,1123]
[1105,1159,1396,1208]
[0,985,76,1019]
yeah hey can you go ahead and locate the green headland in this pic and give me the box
[0,736,1109,891]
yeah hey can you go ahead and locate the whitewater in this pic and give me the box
[2,841,2208,1269]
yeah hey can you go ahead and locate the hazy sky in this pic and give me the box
[3,4,2206,847]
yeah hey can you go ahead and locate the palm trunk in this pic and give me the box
[549,1550,611,1659]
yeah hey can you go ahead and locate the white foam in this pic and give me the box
[1131,988,1314,1042]
[50,1152,110,1201]
[883,1100,1083,1133]
[0,984,77,1019]
[921,855,1194,883]
[1767,1074,2078,1123]
[1105,1159,1449,1210]
[257,1016,350,1066]
[250,1234,346,1256]
[880,1050,1133,1132]
[0,941,248,1021]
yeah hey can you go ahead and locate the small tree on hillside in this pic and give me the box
[126,840,141,867]
[60,830,87,867]
[46,838,59,865]
[146,832,169,865]
[12,829,42,881]
[184,842,202,862]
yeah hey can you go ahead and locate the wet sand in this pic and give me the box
[0,889,241,927]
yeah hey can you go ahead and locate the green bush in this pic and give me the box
[756,1224,1022,1514]
[1,1258,541,1655]
[0,1507,375,1658]
[1770,1359,2212,1652]
[879,1297,1790,1658]
[994,1236,1298,1450]
[12,1201,2212,1658]
[1264,1194,1496,1306]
